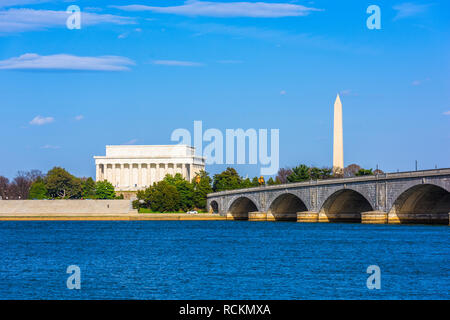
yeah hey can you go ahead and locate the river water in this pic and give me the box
[0,221,448,299]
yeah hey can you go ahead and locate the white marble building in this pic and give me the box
[94,145,205,192]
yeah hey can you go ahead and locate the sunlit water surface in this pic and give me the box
[0,221,448,299]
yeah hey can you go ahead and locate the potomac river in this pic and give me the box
[0,221,448,300]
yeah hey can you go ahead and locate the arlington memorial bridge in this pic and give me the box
[207,168,450,225]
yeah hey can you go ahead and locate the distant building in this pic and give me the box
[94,145,205,197]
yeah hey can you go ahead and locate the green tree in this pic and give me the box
[81,177,96,199]
[309,167,322,180]
[287,164,310,183]
[164,173,194,211]
[136,187,153,209]
[251,177,260,187]
[150,181,180,212]
[240,177,253,189]
[193,170,213,210]
[28,177,47,199]
[45,167,82,199]
[355,168,373,176]
[213,167,242,192]
[267,177,276,185]
[95,180,116,199]
[320,167,333,179]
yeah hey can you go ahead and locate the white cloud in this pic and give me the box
[393,3,431,20]
[74,115,84,121]
[0,8,135,33]
[112,1,322,18]
[152,60,204,67]
[30,115,54,125]
[443,111,450,116]
[0,53,135,71]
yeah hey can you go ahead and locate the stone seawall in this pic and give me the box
[0,200,136,215]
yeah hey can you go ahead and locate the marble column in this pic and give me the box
[129,163,133,187]
[138,164,142,188]
[119,164,124,188]
[112,164,117,187]
[96,164,101,182]
[158,163,164,181]
[181,163,186,179]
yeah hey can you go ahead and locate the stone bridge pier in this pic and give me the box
[207,169,450,225]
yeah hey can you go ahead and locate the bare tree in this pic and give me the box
[276,167,293,184]
[7,170,43,199]
[0,176,9,199]
[26,170,44,182]
[10,174,31,199]
[373,169,385,175]
[344,164,361,178]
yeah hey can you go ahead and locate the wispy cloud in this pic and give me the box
[393,2,431,20]
[0,8,135,33]
[171,21,377,55]
[339,89,358,97]
[118,27,142,39]
[112,1,322,18]
[0,0,50,8]
[443,111,450,116]
[152,60,204,67]
[411,77,430,86]
[30,115,54,125]
[74,115,84,121]
[0,53,135,71]
[41,144,60,149]
[124,139,138,144]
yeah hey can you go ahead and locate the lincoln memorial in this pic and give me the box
[94,145,205,197]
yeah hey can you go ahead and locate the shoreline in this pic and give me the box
[0,213,226,221]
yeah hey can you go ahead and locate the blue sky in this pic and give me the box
[0,0,449,179]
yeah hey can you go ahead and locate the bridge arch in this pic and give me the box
[209,200,219,214]
[268,193,308,221]
[389,184,450,224]
[227,196,259,220]
[320,189,373,223]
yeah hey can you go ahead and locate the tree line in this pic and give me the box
[0,167,118,200]
[1,163,381,212]
[210,163,382,192]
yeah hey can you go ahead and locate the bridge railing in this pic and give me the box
[207,168,450,197]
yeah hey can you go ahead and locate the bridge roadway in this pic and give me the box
[206,169,450,225]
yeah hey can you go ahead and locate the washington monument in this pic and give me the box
[333,94,344,174]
